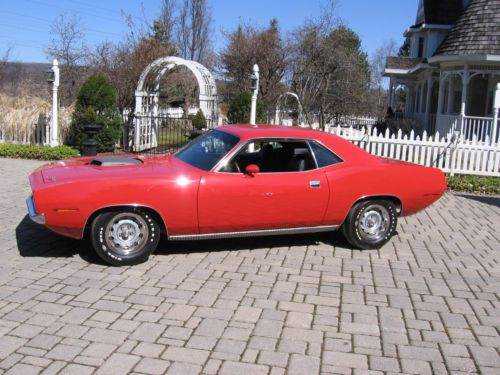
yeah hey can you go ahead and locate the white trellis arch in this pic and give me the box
[133,56,218,151]
[274,92,307,127]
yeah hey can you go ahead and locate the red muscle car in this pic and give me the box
[27,125,446,266]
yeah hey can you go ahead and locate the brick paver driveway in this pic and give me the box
[0,157,499,375]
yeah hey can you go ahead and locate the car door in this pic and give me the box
[197,139,330,234]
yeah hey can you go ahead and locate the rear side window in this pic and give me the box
[309,141,343,168]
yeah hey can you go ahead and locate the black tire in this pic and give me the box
[90,209,160,266]
[342,200,397,250]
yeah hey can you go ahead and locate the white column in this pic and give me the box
[460,65,469,116]
[425,76,433,131]
[50,59,60,147]
[388,78,395,108]
[491,83,500,145]
[413,86,419,114]
[437,77,445,115]
[250,64,259,125]
[459,65,469,133]
[447,78,454,114]
[419,82,426,113]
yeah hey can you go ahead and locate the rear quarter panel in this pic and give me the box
[322,160,446,224]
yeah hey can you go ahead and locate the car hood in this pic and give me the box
[37,154,192,184]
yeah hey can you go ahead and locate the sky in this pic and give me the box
[0,0,417,64]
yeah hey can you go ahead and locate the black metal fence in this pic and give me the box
[122,115,213,155]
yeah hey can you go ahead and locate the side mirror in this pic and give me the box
[245,164,260,176]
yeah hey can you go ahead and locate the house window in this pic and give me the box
[418,37,425,58]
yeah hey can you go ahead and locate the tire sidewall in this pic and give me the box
[91,209,160,266]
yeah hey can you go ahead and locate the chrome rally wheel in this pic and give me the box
[105,213,149,256]
[91,209,160,266]
[357,204,391,242]
[342,200,397,250]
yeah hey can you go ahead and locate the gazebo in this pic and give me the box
[384,0,500,143]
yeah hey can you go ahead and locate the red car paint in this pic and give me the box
[28,124,447,240]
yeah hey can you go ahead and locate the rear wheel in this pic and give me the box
[342,200,397,249]
[90,209,160,266]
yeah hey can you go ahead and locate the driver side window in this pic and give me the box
[220,139,316,173]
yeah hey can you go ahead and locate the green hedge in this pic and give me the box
[0,144,80,160]
[447,175,500,195]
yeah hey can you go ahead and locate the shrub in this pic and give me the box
[192,109,207,130]
[67,74,121,152]
[0,144,80,160]
[447,175,499,195]
[227,92,266,124]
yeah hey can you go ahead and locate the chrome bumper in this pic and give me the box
[26,196,45,224]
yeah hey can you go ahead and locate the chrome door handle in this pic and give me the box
[310,180,320,188]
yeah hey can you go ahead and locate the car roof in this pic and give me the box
[217,124,326,140]
[216,124,376,164]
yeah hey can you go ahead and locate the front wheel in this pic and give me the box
[90,209,160,266]
[342,200,397,250]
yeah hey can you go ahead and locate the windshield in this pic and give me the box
[175,130,240,171]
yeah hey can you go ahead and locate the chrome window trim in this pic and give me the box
[169,224,339,240]
[26,196,45,224]
[213,136,345,174]
[307,140,344,167]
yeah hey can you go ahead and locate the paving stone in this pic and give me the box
[59,364,95,375]
[45,344,82,361]
[323,351,368,369]
[194,318,227,337]
[233,306,262,323]
[469,346,500,367]
[219,361,269,375]
[0,336,27,359]
[257,350,289,367]
[95,353,140,375]
[166,362,201,375]
[4,363,43,375]
[162,346,209,365]
[288,354,320,374]
[135,358,170,375]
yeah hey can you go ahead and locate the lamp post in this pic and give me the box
[46,59,60,147]
[250,64,259,125]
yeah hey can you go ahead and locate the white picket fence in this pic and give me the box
[329,125,500,177]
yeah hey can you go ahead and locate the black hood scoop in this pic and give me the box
[89,157,143,166]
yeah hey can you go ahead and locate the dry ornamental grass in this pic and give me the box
[0,93,73,144]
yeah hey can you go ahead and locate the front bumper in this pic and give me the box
[26,196,45,224]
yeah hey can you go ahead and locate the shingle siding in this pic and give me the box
[421,0,464,26]
[386,57,424,70]
[434,0,500,56]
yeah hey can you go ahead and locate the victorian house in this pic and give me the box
[384,0,500,142]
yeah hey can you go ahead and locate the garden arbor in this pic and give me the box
[133,56,218,151]
[274,92,307,127]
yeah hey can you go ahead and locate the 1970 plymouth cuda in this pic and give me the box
[27,124,446,265]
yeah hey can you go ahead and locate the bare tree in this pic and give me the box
[153,0,176,44]
[289,3,370,129]
[370,40,398,90]
[0,46,13,86]
[46,14,90,105]
[219,19,287,119]
[368,40,398,117]
[175,0,213,66]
